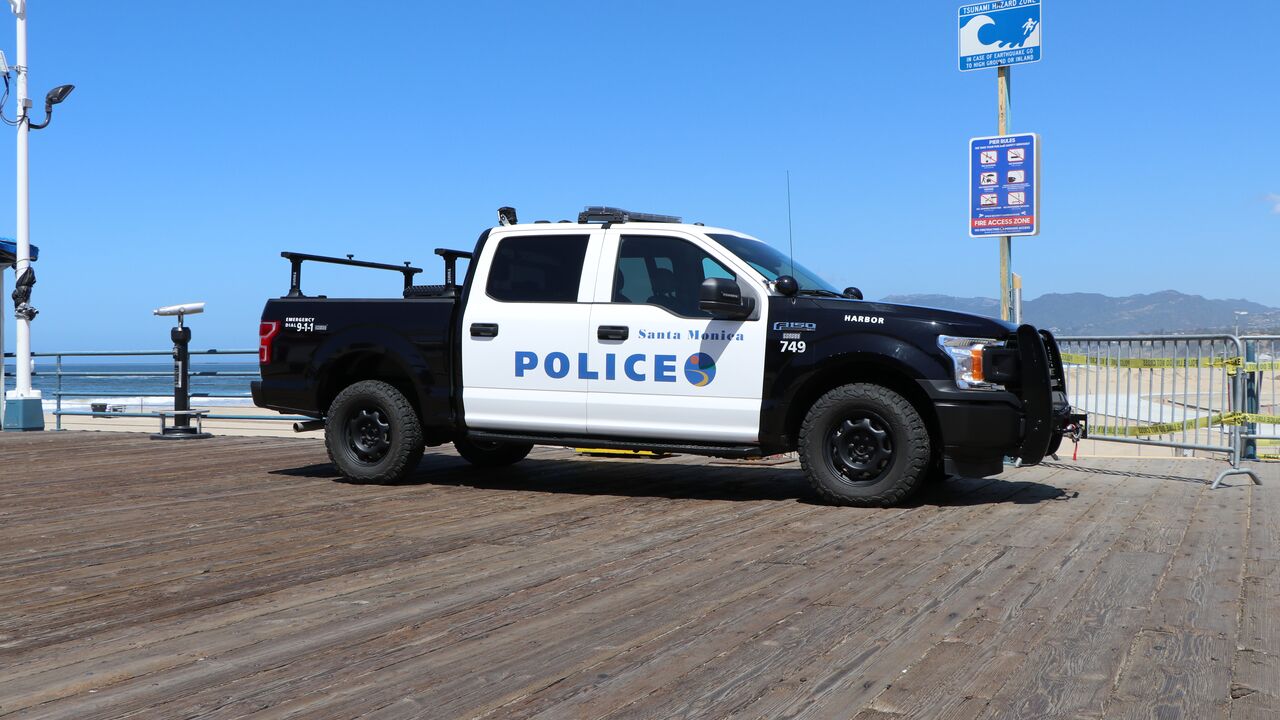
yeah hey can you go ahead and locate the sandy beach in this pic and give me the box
[43,404,322,439]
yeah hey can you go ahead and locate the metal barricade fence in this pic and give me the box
[1240,336,1280,460]
[1056,335,1261,488]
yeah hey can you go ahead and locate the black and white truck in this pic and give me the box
[253,206,1083,506]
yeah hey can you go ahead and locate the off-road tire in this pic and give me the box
[325,380,425,484]
[798,383,931,507]
[453,436,533,467]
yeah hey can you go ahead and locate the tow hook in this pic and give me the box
[1062,412,1087,461]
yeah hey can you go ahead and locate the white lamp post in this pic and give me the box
[3,1,73,431]
[1234,311,1249,338]
[1,242,6,425]
[2,0,38,430]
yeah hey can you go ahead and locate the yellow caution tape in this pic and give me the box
[1059,354,1280,375]
[1090,412,1280,438]
[1059,353,1248,372]
[1221,412,1280,425]
[1090,415,1227,437]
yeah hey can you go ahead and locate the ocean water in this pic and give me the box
[2,361,259,412]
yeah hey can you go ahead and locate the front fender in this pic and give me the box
[761,330,949,451]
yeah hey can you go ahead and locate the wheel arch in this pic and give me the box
[779,355,942,459]
[316,350,422,417]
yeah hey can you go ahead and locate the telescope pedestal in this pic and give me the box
[151,427,212,440]
[149,320,212,440]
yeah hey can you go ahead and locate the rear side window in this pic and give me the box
[486,235,590,303]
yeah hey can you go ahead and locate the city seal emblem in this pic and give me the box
[684,352,717,387]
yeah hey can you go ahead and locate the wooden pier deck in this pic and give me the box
[0,432,1276,719]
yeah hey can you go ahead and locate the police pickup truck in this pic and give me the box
[253,206,1083,506]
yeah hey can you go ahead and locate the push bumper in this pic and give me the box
[923,326,1085,477]
[1026,327,1087,460]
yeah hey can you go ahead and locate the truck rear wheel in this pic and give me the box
[798,383,931,507]
[453,436,533,467]
[325,380,424,484]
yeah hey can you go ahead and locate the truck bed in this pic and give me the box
[255,296,458,425]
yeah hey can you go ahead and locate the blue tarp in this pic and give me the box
[0,237,39,264]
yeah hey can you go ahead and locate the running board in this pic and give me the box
[466,430,762,459]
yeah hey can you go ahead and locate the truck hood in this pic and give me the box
[803,296,1019,339]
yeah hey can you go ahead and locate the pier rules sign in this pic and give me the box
[959,0,1042,71]
[970,133,1039,237]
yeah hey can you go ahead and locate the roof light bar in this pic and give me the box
[577,206,682,225]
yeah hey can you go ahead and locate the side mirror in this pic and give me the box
[843,286,863,300]
[773,275,798,297]
[699,277,754,319]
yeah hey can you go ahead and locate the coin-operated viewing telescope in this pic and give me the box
[151,301,211,440]
[153,302,205,321]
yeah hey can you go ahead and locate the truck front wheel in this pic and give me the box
[798,383,931,507]
[453,436,533,467]
[325,380,425,484]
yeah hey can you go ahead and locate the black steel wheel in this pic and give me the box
[325,380,424,484]
[827,412,895,483]
[799,383,931,507]
[347,407,392,463]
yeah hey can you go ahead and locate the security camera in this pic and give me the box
[153,302,205,317]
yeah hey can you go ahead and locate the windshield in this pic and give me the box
[707,233,841,294]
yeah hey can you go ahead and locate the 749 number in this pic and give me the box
[779,340,807,353]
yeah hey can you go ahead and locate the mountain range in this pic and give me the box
[879,290,1280,335]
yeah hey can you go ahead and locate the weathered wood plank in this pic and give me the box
[830,465,1146,720]
[977,550,1177,719]
[1,498,814,715]
[1112,628,1233,720]
[0,434,1273,720]
[1229,462,1280,720]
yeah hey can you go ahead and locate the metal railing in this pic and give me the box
[3,348,309,431]
[1241,336,1280,459]
[6,339,1277,472]
[1057,334,1263,487]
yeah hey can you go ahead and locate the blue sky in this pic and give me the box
[1,0,1277,352]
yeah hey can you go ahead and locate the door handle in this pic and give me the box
[598,325,629,341]
[470,322,499,338]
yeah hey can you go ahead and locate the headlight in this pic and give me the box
[938,335,1005,390]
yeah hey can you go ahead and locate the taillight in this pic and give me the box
[259,321,281,363]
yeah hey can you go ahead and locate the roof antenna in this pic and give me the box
[786,171,795,277]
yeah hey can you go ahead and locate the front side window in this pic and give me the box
[486,234,589,303]
[613,235,736,317]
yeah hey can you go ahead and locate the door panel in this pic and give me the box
[586,230,768,443]
[461,230,602,433]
